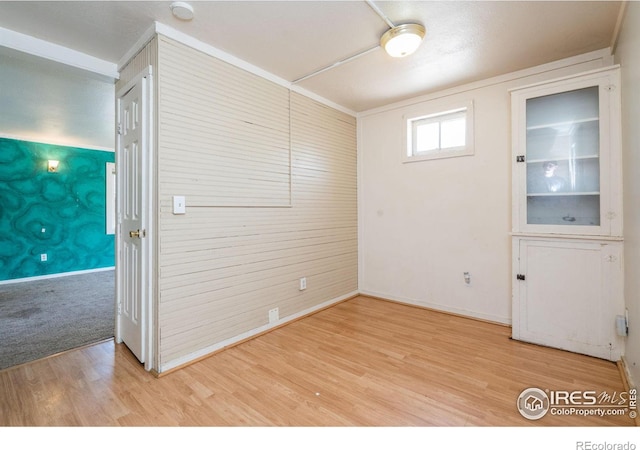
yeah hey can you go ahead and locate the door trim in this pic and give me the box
[115,65,155,372]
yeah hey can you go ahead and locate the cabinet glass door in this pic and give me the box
[525,86,600,226]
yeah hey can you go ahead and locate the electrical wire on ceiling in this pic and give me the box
[291,0,390,85]
[365,0,396,29]
[292,0,425,84]
[291,45,380,84]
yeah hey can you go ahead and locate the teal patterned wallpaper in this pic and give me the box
[0,137,115,281]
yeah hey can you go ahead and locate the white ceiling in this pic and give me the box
[0,1,624,146]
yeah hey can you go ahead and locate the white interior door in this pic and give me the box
[116,76,148,364]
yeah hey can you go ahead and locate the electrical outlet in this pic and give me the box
[299,277,307,291]
[269,307,279,324]
[40,253,47,262]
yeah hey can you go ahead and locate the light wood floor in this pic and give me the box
[0,296,634,426]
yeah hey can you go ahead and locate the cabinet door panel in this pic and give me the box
[513,238,623,361]
[522,240,602,344]
[511,67,621,236]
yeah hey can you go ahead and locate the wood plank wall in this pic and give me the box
[116,37,158,93]
[154,35,358,368]
[157,36,291,207]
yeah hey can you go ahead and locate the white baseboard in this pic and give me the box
[0,267,115,285]
[359,289,511,326]
[160,290,359,373]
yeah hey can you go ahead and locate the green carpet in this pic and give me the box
[0,269,115,370]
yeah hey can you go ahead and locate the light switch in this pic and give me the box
[173,196,186,214]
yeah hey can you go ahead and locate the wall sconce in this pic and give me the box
[48,160,59,173]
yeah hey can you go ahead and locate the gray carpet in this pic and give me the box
[0,269,115,370]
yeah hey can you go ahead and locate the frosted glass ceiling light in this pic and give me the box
[170,2,194,21]
[380,23,426,58]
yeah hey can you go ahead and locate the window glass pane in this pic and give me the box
[525,86,600,226]
[440,117,466,149]
[404,101,473,162]
[526,86,599,129]
[415,122,439,153]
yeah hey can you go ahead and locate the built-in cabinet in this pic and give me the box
[510,67,625,361]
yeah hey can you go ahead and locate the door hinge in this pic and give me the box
[117,123,123,135]
[516,274,526,281]
[117,303,122,314]
[516,155,525,163]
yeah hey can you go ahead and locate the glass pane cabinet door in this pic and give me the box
[525,86,600,226]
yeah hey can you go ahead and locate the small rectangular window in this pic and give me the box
[403,100,474,162]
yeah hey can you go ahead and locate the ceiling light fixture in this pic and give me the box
[292,1,426,84]
[380,23,426,58]
[170,2,194,21]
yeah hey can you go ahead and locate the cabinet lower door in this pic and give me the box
[512,238,623,361]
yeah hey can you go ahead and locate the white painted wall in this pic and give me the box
[0,47,115,150]
[358,51,612,325]
[615,2,640,386]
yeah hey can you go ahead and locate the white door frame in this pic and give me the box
[114,65,155,372]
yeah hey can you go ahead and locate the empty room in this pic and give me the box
[0,0,639,443]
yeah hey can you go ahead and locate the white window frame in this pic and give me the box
[106,161,116,235]
[402,99,474,163]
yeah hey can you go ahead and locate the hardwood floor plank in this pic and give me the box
[0,296,634,426]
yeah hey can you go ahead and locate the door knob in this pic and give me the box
[129,229,145,238]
